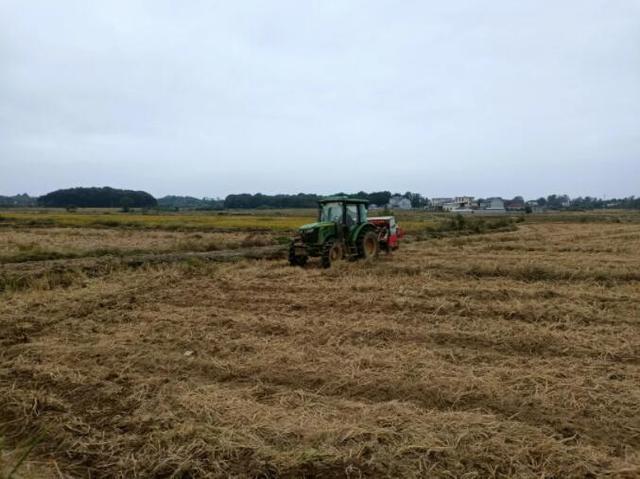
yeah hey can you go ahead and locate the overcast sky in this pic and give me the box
[1,1,639,199]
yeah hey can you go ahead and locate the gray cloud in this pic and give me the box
[1,0,639,198]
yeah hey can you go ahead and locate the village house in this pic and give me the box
[429,197,453,210]
[388,196,412,210]
[475,197,507,214]
[505,198,525,211]
[526,200,545,213]
[442,196,474,212]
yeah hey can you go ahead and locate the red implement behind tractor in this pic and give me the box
[368,216,404,253]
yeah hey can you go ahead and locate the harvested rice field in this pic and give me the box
[0,227,279,264]
[1,215,639,478]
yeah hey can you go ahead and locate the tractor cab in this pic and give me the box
[318,197,368,229]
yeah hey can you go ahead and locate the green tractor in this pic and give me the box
[289,197,381,268]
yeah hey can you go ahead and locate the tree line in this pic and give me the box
[568,196,640,210]
[0,193,37,206]
[157,195,224,210]
[224,191,418,209]
[223,192,640,210]
[2,188,639,210]
[38,187,157,208]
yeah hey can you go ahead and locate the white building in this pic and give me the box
[388,196,412,209]
[453,196,474,206]
[476,197,506,214]
[442,202,460,211]
[430,197,453,208]
[442,196,475,211]
[485,198,505,210]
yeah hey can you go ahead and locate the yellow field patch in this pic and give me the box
[0,211,437,233]
[0,212,315,231]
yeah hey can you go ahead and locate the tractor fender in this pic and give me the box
[349,223,377,244]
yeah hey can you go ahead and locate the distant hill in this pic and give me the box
[38,187,157,208]
[0,193,38,206]
[157,195,224,209]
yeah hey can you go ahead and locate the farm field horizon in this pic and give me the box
[2,207,638,232]
[1,210,639,478]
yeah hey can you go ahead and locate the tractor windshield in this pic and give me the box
[319,202,344,223]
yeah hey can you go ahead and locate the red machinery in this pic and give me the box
[368,216,404,252]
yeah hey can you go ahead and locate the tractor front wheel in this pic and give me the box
[321,240,344,268]
[358,230,379,260]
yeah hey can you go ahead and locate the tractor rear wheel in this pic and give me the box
[289,242,307,267]
[321,240,344,268]
[358,230,379,260]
